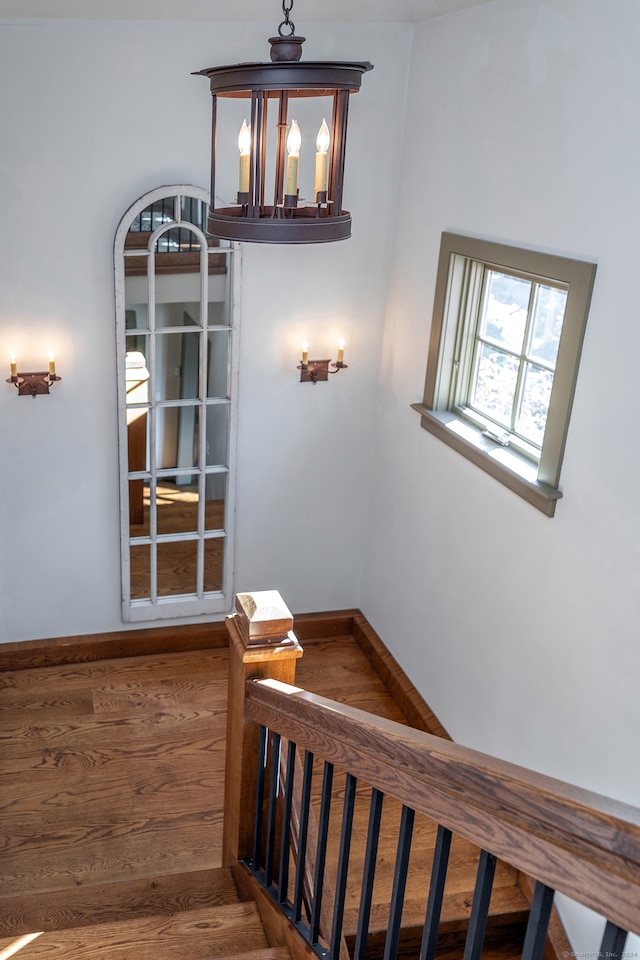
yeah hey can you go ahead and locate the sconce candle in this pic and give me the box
[285,120,301,197]
[301,340,309,366]
[48,350,56,378]
[314,118,330,199]
[238,119,251,194]
[337,338,345,365]
[9,352,17,379]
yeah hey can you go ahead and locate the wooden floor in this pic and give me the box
[0,628,528,956]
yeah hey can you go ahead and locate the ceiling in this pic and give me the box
[0,0,491,22]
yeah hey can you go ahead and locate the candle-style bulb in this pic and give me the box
[48,348,56,377]
[337,339,345,365]
[287,120,301,157]
[301,340,309,365]
[316,118,330,154]
[238,119,251,155]
[9,351,17,378]
[314,118,330,199]
[285,120,301,198]
[238,119,251,195]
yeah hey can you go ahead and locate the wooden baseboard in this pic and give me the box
[0,621,228,672]
[0,609,359,673]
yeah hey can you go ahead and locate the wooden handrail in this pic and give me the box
[245,677,640,937]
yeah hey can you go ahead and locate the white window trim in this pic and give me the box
[413,232,596,517]
[114,185,241,621]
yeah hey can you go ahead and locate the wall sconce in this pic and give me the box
[297,339,348,383]
[6,351,62,398]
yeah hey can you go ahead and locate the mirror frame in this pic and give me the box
[114,184,240,621]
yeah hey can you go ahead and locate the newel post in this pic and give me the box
[222,590,303,867]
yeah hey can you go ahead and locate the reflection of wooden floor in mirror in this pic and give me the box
[129,485,224,599]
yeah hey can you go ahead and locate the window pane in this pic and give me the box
[480,271,531,353]
[156,332,200,401]
[155,227,201,255]
[516,363,554,447]
[471,343,519,426]
[130,544,150,600]
[206,404,229,467]
[126,406,148,472]
[157,540,198,597]
[528,285,567,368]
[156,481,199,536]
[125,307,149,331]
[129,481,149,538]
[208,298,230,326]
[205,473,226,532]
[207,331,230,398]
[204,538,225,593]
[132,198,174,233]
[180,195,209,230]
[157,406,200,471]
[156,301,200,329]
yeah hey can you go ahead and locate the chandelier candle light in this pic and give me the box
[195,0,373,244]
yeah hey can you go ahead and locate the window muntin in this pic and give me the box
[414,233,596,517]
[457,268,569,461]
[115,185,238,620]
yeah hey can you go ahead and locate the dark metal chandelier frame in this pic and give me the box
[195,0,373,244]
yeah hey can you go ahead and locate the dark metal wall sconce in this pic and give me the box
[7,352,62,397]
[297,339,348,383]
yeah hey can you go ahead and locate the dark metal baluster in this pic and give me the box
[599,920,629,960]
[521,882,555,960]
[329,773,358,960]
[252,724,268,872]
[277,739,297,905]
[462,849,497,960]
[419,824,453,960]
[309,761,335,945]
[293,750,314,923]
[353,788,384,960]
[264,731,282,888]
[382,805,416,960]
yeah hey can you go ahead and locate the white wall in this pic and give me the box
[0,18,411,640]
[361,0,640,945]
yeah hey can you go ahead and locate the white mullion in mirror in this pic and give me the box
[115,185,239,621]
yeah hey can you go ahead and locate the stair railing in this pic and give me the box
[222,594,640,960]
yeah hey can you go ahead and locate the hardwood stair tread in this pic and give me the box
[0,901,269,960]
[343,882,530,936]
[0,867,240,937]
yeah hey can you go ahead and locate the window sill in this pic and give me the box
[411,404,562,517]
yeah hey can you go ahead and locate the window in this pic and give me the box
[413,233,596,516]
[114,185,239,621]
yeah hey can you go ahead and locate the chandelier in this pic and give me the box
[195,1,373,244]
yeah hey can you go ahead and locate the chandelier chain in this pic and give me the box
[278,0,295,37]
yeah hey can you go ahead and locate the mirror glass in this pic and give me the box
[115,186,236,621]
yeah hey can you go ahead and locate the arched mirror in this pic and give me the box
[114,185,239,621]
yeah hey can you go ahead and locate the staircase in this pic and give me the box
[1,604,638,960]
[0,867,290,960]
